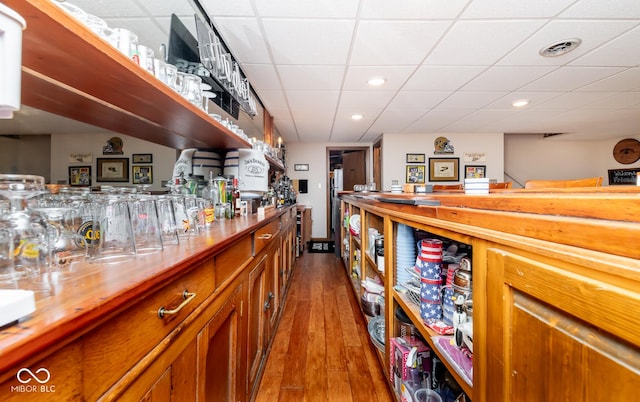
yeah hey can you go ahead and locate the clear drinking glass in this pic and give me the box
[137,44,155,75]
[155,196,179,246]
[128,195,163,254]
[89,194,136,263]
[0,222,15,286]
[0,174,51,297]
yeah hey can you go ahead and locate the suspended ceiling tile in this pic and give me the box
[426,20,547,66]
[350,20,451,66]
[403,66,486,91]
[254,0,359,18]
[460,0,576,18]
[560,0,640,18]
[577,67,640,92]
[386,91,452,110]
[338,91,396,109]
[210,17,272,64]
[519,66,626,92]
[261,19,355,65]
[343,66,415,90]
[570,26,640,67]
[241,64,281,90]
[200,0,255,16]
[277,65,346,90]
[461,66,558,91]
[360,0,470,20]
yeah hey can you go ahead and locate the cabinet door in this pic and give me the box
[486,248,640,402]
[267,241,280,333]
[247,253,269,393]
[197,283,244,402]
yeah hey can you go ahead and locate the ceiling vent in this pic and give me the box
[539,39,582,57]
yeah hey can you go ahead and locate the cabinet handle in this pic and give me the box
[257,233,273,240]
[263,300,271,311]
[158,290,196,319]
[268,291,275,301]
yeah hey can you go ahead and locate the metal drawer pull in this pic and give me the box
[257,233,273,240]
[158,290,196,319]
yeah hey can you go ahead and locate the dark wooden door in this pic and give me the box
[342,150,366,191]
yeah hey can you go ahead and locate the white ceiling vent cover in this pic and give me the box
[539,39,582,57]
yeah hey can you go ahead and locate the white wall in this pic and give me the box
[285,141,372,239]
[505,134,640,187]
[50,132,177,192]
[381,132,505,191]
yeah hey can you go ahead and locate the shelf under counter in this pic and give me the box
[394,291,473,397]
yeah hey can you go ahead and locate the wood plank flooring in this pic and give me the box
[255,251,393,402]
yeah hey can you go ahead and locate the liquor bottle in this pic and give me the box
[232,177,241,217]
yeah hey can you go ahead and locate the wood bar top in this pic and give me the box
[0,206,293,377]
[342,190,640,261]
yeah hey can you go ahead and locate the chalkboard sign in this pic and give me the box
[607,168,640,185]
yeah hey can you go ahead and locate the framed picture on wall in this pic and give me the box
[465,165,486,178]
[68,166,91,186]
[132,153,153,163]
[132,165,153,184]
[406,165,426,183]
[406,153,425,163]
[97,158,129,182]
[429,157,459,182]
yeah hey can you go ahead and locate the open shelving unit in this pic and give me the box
[7,0,285,171]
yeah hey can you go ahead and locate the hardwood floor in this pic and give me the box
[255,251,393,402]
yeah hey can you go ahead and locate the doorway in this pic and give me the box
[326,146,368,245]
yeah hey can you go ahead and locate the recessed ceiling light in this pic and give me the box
[351,114,364,120]
[367,77,386,86]
[512,99,529,108]
[539,38,582,57]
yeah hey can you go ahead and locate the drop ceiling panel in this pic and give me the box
[350,20,451,65]
[485,91,562,109]
[255,0,359,18]
[338,91,395,109]
[277,65,346,90]
[460,0,576,18]
[343,66,415,90]
[583,92,640,110]
[532,92,620,110]
[499,20,640,66]
[359,0,470,20]
[403,66,486,91]
[437,91,509,109]
[520,66,626,92]
[285,91,340,120]
[570,26,640,67]
[426,20,547,66]
[210,17,272,64]
[577,67,640,92]
[261,19,355,65]
[241,64,281,90]
[461,66,558,91]
[386,91,452,111]
[560,0,640,18]
[200,0,255,16]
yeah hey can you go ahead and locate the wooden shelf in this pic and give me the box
[394,291,473,397]
[364,251,384,281]
[9,0,263,152]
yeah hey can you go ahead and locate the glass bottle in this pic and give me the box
[232,178,241,217]
[200,172,217,226]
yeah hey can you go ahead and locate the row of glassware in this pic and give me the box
[0,174,232,299]
[52,1,250,143]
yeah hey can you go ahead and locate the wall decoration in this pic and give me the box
[463,152,486,163]
[68,153,93,163]
[465,165,486,178]
[132,165,153,184]
[612,138,640,164]
[97,158,129,182]
[607,168,640,185]
[68,166,91,186]
[406,153,425,163]
[433,136,454,154]
[294,164,309,171]
[132,153,153,163]
[102,137,124,155]
[429,158,459,182]
[406,165,426,183]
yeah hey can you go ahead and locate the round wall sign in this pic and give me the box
[612,138,640,164]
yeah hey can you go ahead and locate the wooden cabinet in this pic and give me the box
[339,192,640,402]
[485,246,640,402]
[296,206,311,255]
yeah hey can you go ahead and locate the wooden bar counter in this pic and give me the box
[0,205,298,401]
[340,189,640,402]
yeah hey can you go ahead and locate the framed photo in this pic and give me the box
[132,165,153,184]
[96,158,129,182]
[406,165,426,184]
[132,153,153,163]
[429,157,459,182]
[465,165,486,178]
[294,164,309,171]
[608,168,640,185]
[68,166,91,187]
[406,153,425,163]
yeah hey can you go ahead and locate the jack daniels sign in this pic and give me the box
[194,15,258,117]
